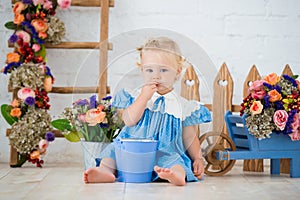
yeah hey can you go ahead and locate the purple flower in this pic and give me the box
[45,132,55,142]
[274,85,282,93]
[263,82,274,90]
[9,34,18,43]
[263,95,270,108]
[45,66,53,78]
[3,62,21,74]
[74,99,89,106]
[283,74,298,87]
[102,96,112,101]
[22,0,33,4]
[24,96,35,106]
[90,95,97,109]
[274,101,284,110]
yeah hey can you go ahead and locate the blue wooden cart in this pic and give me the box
[199,111,300,177]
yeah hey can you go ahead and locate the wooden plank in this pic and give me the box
[213,63,233,135]
[9,86,110,94]
[282,64,293,76]
[180,64,200,137]
[242,65,264,172]
[181,64,200,101]
[212,63,233,170]
[12,0,115,7]
[71,0,114,7]
[280,65,294,174]
[98,0,110,99]
[9,42,113,50]
[10,146,18,166]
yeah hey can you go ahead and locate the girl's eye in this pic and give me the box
[160,69,168,72]
[145,69,153,73]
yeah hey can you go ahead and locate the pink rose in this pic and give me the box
[15,30,31,43]
[32,44,41,52]
[289,113,300,141]
[250,101,263,115]
[273,110,289,131]
[78,114,86,122]
[248,80,266,99]
[39,139,49,150]
[43,0,53,9]
[85,108,106,126]
[17,87,35,100]
[58,0,71,10]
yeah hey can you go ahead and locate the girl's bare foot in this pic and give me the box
[83,167,115,183]
[154,165,186,186]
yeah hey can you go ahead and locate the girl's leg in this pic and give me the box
[154,164,186,186]
[83,158,116,183]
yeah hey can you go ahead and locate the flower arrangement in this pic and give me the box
[240,73,300,141]
[51,95,125,143]
[1,0,71,167]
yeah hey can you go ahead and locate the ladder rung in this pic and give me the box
[12,0,115,7]
[8,42,113,50]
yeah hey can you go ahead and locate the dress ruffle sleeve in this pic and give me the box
[182,104,212,127]
[112,89,134,109]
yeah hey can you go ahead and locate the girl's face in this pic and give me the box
[141,50,180,95]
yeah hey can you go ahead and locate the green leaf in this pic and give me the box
[51,119,72,131]
[64,131,81,142]
[34,44,46,59]
[4,21,17,30]
[1,104,18,125]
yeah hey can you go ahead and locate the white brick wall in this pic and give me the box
[0,0,299,164]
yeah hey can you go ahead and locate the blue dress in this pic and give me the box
[99,89,211,182]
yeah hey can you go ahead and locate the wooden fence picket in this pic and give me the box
[242,65,264,172]
[212,63,233,135]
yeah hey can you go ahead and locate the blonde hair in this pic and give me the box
[137,37,184,72]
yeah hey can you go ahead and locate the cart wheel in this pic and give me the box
[199,132,236,176]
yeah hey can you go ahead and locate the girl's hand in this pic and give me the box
[140,81,158,101]
[193,157,204,180]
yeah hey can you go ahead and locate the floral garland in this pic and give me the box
[1,0,71,167]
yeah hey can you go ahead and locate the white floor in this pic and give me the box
[0,161,300,200]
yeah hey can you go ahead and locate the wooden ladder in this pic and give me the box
[7,0,114,166]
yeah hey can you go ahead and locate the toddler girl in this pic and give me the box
[83,37,211,186]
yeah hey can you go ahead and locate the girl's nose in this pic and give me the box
[152,72,161,80]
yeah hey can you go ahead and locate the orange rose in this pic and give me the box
[38,32,48,39]
[250,101,263,115]
[10,108,21,118]
[264,73,280,85]
[6,52,20,63]
[44,76,53,92]
[31,19,48,33]
[30,150,40,160]
[85,109,106,126]
[268,89,282,102]
[11,99,19,107]
[13,2,27,14]
[13,13,25,25]
[297,80,300,91]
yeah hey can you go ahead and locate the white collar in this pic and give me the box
[127,89,200,120]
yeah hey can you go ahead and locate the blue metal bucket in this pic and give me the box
[113,138,158,183]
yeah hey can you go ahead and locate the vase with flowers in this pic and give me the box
[1,0,71,167]
[51,95,125,169]
[240,73,300,142]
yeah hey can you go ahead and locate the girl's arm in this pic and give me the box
[182,125,204,179]
[122,82,157,126]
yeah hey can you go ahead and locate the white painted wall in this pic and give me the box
[0,0,300,164]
